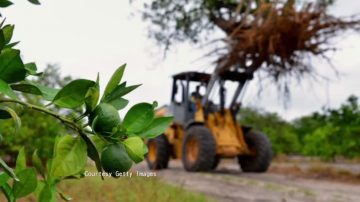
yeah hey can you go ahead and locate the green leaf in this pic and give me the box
[24,62,36,72]
[53,79,96,108]
[2,24,14,44]
[152,101,158,108]
[143,143,148,155]
[0,105,21,133]
[104,84,141,102]
[123,137,145,163]
[116,81,126,90]
[15,147,26,173]
[0,0,13,8]
[63,173,85,180]
[1,183,14,202]
[62,169,85,179]
[0,79,18,99]
[90,135,107,153]
[139,116,173,138]
[32,150,45,178]
[0,30,5,50]
[11,82,60,101]
[102,64,126,99]
[58,191,72,201]
[52,135,62,156]
[13,168,38,198]
[80,134,103,179]
[33,180,45,198]
[46,159,53,180]
[0,49,26,83]
[28,0,41,5]
[0,172,9,187]
[103,83,140,110]
[107,98,129,110]
[85,83,100,113]
[0,158,18,181]
[10,82,41,95]
[24,63,42,76]
[4,41,19,49]
[123,103,154,133]
[38,184,56,202]
[50,135,87,179]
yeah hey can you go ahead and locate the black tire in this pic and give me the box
[238,131,272,172]
[182,126,216,172]
[146,134,170,170]
[211,155,221,170]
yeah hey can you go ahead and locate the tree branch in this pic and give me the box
[0,99,81,132]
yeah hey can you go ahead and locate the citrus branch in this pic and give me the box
[0,99,82,133]
[74,113,87,122]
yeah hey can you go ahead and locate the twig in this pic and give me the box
[74,113,87,123]
[0,99,81,132]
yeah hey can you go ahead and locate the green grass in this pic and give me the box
[2,166,212,202]
[55,174,211,202]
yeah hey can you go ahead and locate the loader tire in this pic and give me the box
[238,131,272,172]
[146,134,170,170]
[182,126,216,172]
[211,155,221,170]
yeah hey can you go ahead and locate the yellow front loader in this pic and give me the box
[146,71,272,172]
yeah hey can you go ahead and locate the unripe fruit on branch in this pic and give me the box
[101,143,133,177]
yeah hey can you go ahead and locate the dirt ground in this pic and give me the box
[135,159,360,202]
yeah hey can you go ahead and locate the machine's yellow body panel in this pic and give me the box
[158,103,250,159]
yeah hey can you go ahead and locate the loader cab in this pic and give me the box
[170,71,253,124]
[170,72,210,125]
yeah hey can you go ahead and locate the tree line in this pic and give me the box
[1,66,359,162]
[239,95,360,160]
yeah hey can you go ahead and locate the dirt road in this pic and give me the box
[135,160,360,202]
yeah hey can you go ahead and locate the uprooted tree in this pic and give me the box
[139,0,360,94]
[0,1,172,201]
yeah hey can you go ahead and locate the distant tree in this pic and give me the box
[238,95,360,159]
[238,107,300,155]
[0,65,70,164]
[137,0,360,95]
[296,95,360,159]
[37,64,72,88]
[292,112,327,143]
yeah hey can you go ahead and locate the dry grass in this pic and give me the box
[269,163,360,185]
[273,155,360,164]
[54,175,211,202]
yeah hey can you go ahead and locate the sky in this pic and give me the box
[1,0,360,121]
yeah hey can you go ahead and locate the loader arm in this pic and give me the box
[201,65,254,115]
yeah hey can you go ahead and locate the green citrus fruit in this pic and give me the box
[101,143,133,176]
[92,103,120,135]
